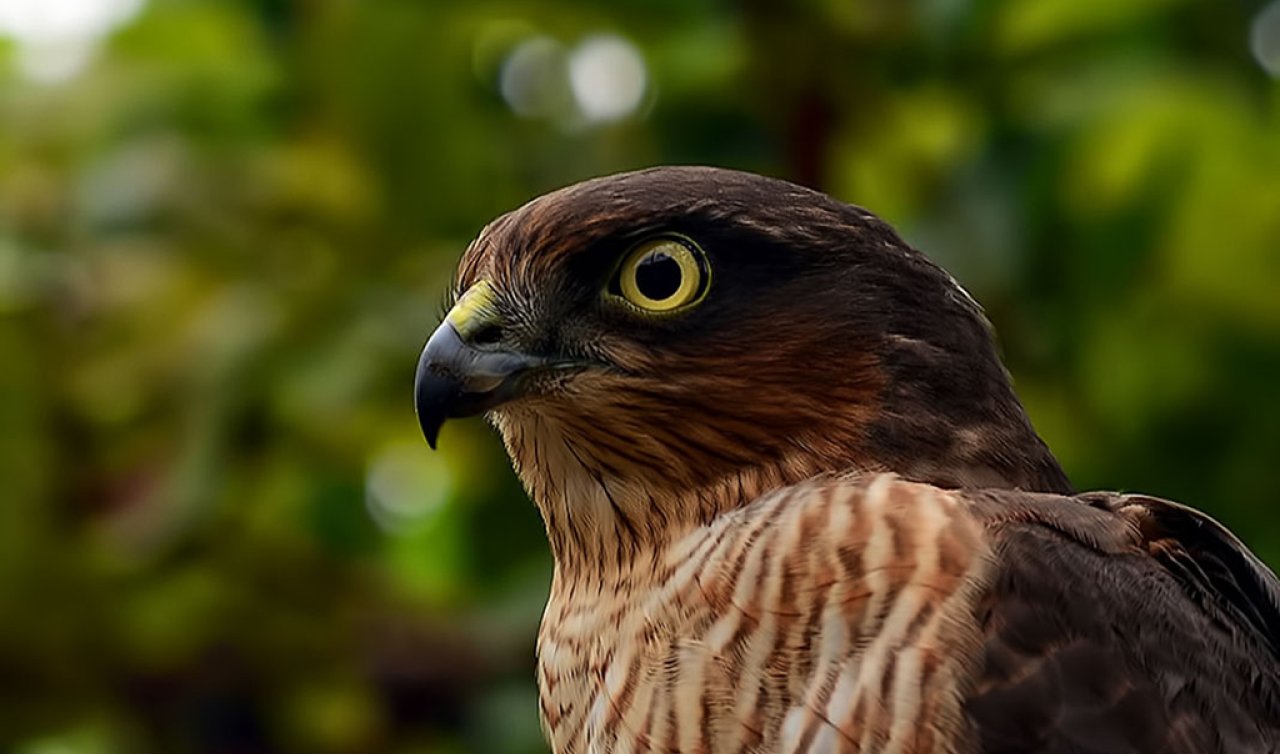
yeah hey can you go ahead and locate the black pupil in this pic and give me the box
[634,251,684,301]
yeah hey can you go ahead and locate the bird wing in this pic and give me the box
[963,488,1280,754]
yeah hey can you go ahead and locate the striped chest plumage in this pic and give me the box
[536,475,991,754]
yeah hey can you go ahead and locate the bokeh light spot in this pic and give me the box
[568,34,647,123]
[499,35,570,119]
[365,441,454,535]
[0,0,144,83]
[1251,0,1280,77]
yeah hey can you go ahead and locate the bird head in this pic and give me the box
[416,167,1068,564]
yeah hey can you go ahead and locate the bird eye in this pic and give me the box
[610,237,709,313]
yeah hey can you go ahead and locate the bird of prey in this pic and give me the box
[414,167,1280,753]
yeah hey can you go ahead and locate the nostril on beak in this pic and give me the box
[470,324,504,346]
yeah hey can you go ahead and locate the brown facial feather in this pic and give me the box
[451,166,1070,570]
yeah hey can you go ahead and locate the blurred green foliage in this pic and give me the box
[2,0,1279,752]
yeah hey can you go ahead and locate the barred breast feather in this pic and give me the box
[537,474,990,754]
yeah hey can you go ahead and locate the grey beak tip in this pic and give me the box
[415,340,454,450]
[415,375,450,450]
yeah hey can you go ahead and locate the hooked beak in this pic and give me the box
[414,280,555,449]
[414,321,547,449]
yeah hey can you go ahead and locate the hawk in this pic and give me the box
[413,167,1280,753]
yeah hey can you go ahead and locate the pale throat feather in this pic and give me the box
[492,405,866,581]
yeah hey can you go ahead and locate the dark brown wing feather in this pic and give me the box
[1091,494,1280,657]
[963,490,1280,754]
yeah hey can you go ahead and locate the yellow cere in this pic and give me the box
[617,238,707,313]
[446,279,501,338]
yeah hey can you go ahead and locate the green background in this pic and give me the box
[3,0,1280,752]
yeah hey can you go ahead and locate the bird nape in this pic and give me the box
[413,166,1280,754]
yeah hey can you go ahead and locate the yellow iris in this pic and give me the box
[614,237,709,313]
